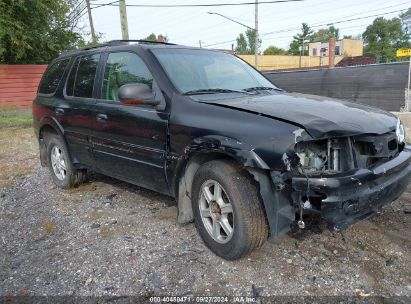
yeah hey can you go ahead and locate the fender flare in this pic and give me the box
[37,116,77,166]
[38,116,65,138]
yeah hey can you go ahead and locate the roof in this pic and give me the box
[57,40,222,61]
[61,40,198,56]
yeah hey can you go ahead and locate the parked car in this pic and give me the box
[33,40,411,260]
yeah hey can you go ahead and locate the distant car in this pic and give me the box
[33,40,411,260]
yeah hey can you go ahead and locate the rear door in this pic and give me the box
[60,53,101,167]
[90,51,169,194]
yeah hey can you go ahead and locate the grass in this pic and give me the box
[0,110,33,128]
[89,208,105,220]
[0,112,37,188]
[42,220,57,234]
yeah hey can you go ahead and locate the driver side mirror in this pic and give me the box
[118,83,160,106]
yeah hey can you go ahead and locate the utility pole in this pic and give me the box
[255,0,259,70]
[119,0,129,40]
[85,0,96,43]
[407,54,411,111]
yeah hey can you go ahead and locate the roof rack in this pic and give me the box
[62,39,176,55]
[107,39,176,46]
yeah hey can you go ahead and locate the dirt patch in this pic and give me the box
[0,126,37,188]
[0,127,410,299]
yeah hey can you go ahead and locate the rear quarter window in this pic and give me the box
[66,54,100,98]
[38,58,70,95]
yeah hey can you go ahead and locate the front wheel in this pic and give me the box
[191,160,268,260]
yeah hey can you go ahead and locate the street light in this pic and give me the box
[207,12,254,31]
[207,7,259,70]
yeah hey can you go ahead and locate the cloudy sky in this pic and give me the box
[81,0,410,50]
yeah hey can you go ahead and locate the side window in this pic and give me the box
[66,53,100,98]
[102,52,153,101]
[39,58,70,94]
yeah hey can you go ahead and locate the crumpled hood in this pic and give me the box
[200,92,397,139]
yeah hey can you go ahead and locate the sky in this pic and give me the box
[80,0,410,51]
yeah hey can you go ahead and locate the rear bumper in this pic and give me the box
[292,146,411,229]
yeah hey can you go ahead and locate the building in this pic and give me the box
[309,38,363,58]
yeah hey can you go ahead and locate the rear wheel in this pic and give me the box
[192,160,268,260]
[46,134,87,189]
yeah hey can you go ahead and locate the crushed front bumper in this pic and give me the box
[292,146,411,230]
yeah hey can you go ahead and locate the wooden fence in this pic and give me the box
[0,64,47,110]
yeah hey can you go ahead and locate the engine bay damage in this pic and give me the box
[272,130,411,233]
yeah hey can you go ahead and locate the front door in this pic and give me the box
[90,51,169,194]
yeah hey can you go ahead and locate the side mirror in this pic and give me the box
[118,83,160,106]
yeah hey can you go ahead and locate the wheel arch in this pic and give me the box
[37,117,72,167]
[175,151,241,224]
[174,141,294,239]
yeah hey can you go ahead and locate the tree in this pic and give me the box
[235,29,261,55]
[311,26,340,43]
[288,23,313,55]
[288,40,301,55]
[141,33,169,42]
[0,0,84,64]
[400,8,411,44]
[343,34,362,40]
[362,17,409,62]
[236,33,248,54]
[263,45,287,55]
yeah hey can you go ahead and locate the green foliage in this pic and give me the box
[311,26,340,43]
[343,34,362,40]
[0,0,85,64]
[141,33,169,42]
[288,40,301,55]
[143,33,158,41]
[288,23,313,55]
[400,8,411,42]
[0,110,32,128]
[235,29,261,55]
[263,45,287,55]
[236,33,248,54]
[362,16,410,63]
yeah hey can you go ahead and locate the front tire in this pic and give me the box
[191,160,268,260]
[46,134,86,189]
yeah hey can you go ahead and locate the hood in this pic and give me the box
[198,92,397,139]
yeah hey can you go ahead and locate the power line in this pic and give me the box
[203,7,408,47]
[90,0,304,8]
[70,6,88,24]
[69,0,87,22]
[90,0,120,10]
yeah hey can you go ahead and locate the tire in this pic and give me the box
[191,160,268,260]
[46,134,87,189]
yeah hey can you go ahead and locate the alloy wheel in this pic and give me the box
[198,179,234,244]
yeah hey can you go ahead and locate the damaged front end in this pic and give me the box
[283,127,411,231]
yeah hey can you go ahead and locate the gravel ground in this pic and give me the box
[0,126,410,302]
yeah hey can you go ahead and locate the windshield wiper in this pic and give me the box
[183,88,247,95]
[243,86,280,92]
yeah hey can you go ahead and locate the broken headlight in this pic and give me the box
[396,118,405,144]
[295,138,350,174]
[295,141,328,174]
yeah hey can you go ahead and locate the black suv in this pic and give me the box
[33,40,411,260]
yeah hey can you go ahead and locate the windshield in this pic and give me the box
[151,48,277,94]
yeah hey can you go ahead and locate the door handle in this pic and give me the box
[96,113,108,122]
[55,108,64,115]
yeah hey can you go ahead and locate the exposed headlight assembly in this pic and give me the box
[396,118,406,144]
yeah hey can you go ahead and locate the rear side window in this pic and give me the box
[66,54,100,98]
[39,58,70,94]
